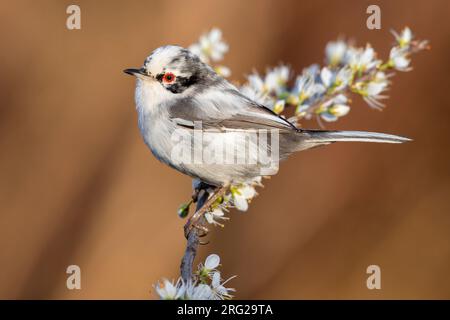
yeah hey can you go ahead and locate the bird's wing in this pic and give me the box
[168,88,299,132]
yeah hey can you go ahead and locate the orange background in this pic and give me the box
[0,0,449,299]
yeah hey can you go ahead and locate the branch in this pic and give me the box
[180,187,211,283]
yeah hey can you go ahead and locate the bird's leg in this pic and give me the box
[191,186,201,203]
[191,180,217,204]
[184,185,229,239]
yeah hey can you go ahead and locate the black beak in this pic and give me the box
[123,68,148,77]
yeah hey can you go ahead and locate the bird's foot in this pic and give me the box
[184,220,210,244]
[183,185,229,241]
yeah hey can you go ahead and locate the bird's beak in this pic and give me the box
[123,67,150,79]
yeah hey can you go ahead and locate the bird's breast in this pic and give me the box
[138,108,178,168]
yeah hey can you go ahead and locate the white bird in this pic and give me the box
[124,45,410,234]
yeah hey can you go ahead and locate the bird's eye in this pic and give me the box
[162,72,176,84]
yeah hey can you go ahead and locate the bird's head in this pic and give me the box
[124,45,218,96]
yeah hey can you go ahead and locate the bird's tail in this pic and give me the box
[295,129,411,151]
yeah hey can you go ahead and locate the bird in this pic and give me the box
[124,45,410,235]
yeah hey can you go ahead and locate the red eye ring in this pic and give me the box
[162,72,176,84]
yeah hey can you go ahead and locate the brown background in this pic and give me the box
[0,0,449,299]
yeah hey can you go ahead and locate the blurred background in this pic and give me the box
[0,0,449,299]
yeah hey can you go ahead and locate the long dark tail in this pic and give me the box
[296,130,411,151]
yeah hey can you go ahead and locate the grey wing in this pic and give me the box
[167,88,304,161]
[167,88,299,132]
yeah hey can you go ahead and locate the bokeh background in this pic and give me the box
[0,0,449,299]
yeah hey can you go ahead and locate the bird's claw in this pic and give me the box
[183,184,228,243]
[184,219,210,243]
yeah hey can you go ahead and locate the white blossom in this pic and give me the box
[320,66,353,91]
[334,67,353,90]
[197,253,221,281]
[210,272,236,300]
[320,67,334,88]
[273,100,285,114]
[155,278,186,300]
[367,71,389,95]
[326,40,347,66]
[214,65,231,77]
[365,73,390,109]
[231,184,257,211]
[295,104,313,119]
[347,45,380,73]
[389,47,411,71]
[189,28,228,63]
[264,65,290,95]
[290,72,325,106]
[246,72,266,93]
[392,27,413,48]
[155,253,236,300]
[205,208,228,226]
[240,84,274,106]
[205,254,221,270]
[319,94,350,122]
[245,65,290,97]
[185,283,214,300]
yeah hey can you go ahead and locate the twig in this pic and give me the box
[180,187,211,283]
